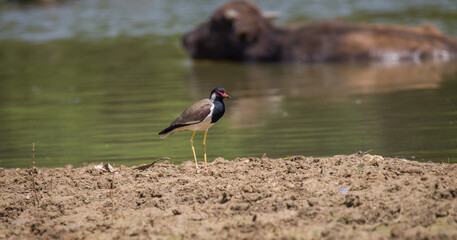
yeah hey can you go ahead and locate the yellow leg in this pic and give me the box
[203,130,208,168]
[190,131,198,169]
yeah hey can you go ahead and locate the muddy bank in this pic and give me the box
[1,153,457,239]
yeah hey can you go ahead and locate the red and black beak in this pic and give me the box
[216,91,231,99]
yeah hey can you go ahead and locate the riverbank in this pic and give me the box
[1,153,456,239]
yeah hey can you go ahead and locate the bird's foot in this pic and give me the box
[195,165,208,173]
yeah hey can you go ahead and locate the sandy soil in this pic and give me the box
[1,153,457,240]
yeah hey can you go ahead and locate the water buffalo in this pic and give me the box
[182,1,457,63]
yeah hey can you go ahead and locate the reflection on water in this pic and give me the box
[1,0,457,167]
[185,62,456,129]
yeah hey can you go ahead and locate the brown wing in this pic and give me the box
[170,99,213,126]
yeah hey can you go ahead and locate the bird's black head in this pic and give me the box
[210,87,231,101]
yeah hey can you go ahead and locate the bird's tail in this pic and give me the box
[158,125,181,138]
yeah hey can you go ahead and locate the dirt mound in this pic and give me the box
[1,153,456,239]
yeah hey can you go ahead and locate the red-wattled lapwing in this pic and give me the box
[159,87,231,169]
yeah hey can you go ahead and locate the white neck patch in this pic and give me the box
[210,92,217,102]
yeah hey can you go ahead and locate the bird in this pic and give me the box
[159,87,231,169]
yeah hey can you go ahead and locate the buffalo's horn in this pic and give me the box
[224,9,239,20]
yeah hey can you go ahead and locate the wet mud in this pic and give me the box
[1,153,456,239]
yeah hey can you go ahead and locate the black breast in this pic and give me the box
[211,100,225,123]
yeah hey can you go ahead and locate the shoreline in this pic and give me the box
[1,153,456,239]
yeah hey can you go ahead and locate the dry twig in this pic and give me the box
[133,157,170,171]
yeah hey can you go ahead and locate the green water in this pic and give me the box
[1,0,457,167]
